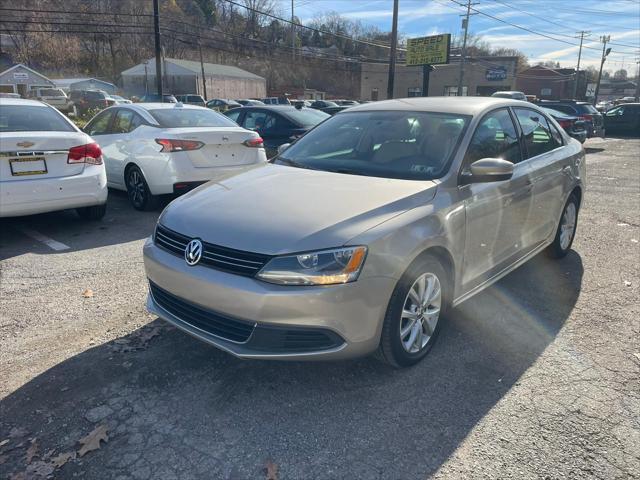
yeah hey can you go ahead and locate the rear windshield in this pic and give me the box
[284,108,330,127]
[576,104,599,114]
[149,108,237,128]
[541,107,573,119]
[39,89,66,97]
[0,105,75,132]
[86,91,107,99]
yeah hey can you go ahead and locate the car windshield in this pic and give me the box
[40,89,65,96]
[0,105,75,132]
[542,107,573,119]
[275,110,470,180]
[492,93,512,99]
[149,108,237,128]
[284,108,330,127]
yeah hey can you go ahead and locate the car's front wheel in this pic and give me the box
[378,255,450,368]
[126,166,159,211]
[548,193,579,258]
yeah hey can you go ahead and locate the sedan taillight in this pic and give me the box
[68,143,103,165]
[243,137,264,148]
[155,139,204,152]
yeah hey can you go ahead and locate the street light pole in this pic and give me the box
[387,0,399,99]
[593,35,611,106]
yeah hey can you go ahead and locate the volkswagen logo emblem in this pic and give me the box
[184,239,203,266]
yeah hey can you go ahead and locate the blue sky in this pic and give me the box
[279,0,640,72]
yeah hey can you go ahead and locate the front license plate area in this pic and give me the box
[10,157,48,176]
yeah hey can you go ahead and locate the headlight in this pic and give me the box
[257,246,367,286]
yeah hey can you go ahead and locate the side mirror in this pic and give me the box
[277,143,291,155]
[460,158,514,185]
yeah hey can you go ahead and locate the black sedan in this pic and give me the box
[603,103,640,135]
[224,105,330,157]
[541,107,587,144]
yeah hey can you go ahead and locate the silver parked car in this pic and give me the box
[143,97,585,367]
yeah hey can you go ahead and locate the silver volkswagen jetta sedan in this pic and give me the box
[143,97,585,367]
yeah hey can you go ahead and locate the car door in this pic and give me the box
[84,109,118,184]
[513,107,568,246]
[105,109,146,188]
[460,108,533,290]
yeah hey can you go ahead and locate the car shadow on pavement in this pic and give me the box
[0,251,583,479]
[0,190,164,261]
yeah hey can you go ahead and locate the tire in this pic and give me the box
[126,166,159,211]
[377,255,451,368]
[76,203,106,220]
[547,193,579,259]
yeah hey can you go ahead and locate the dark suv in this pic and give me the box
[69,90,115,115]
[538,100,605,138]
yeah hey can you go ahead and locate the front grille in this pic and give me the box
[149,282,255,343]
[154,224,272,277]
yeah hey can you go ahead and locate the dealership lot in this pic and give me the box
[1,137,639,479]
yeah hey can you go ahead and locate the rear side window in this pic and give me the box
[225,109,242,123]
[514,108,562,158]
[112,109,143,134]
[149,108,236,128]
[0,105,75,132]
[465,108,521,165]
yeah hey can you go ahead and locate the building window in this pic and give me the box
[408,87,422,97]
[444,86,468,96]
[371,88,379,101]
[540,88,552,96]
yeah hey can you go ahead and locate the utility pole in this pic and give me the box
[387,0,399,99]
[291,0,295,62]
[153,0,163,99]
[593,35,611,105]
[198,39,208,101]
[456,0,472,96]
[572,31,589,100]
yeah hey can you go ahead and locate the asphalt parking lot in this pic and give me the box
[1,137,639,480]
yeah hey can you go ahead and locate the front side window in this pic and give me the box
[606,106,624,117]
[149,108,236,128]
[275,111,469,181]
[85,110,114,136]
[514,107,562,158]
[0,105,75,132]
[464,108,521,166]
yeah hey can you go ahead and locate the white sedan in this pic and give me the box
[0,98,107,219]
[83,103,267,210]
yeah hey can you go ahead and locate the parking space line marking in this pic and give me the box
[18,227,70,251]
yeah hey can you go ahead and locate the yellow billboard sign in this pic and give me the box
[406,34,451,66]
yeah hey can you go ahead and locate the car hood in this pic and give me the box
[159,163,438,255]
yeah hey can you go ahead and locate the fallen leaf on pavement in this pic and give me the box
[82,288,94,298]
[25,439,38,463]
[77,424,109,457]
[50,451,76,468]
[0,439,9,447]
[264,460,279,480]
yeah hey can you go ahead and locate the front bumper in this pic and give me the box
[143,238,395,360]
[0,165,107,217]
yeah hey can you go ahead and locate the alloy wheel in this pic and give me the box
[127,169,146,207]
[400,272,442,354]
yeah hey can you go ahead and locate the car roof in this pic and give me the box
[0,98,48,107]
[345,96,532,116]
[126,103,205,111]
[233,105,306,111]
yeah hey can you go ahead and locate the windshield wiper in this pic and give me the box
[274,157,317,170]
[325,168,367,176]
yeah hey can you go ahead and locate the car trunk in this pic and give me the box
[0,132,88,182]
[162,127,263,168]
